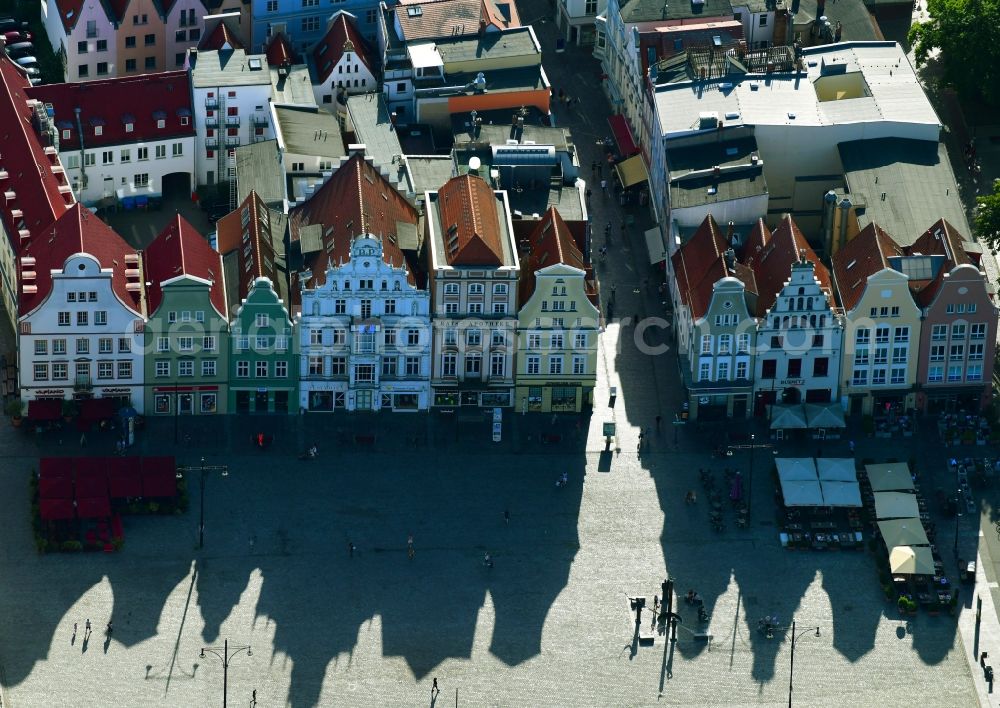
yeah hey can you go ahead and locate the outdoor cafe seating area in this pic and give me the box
[775,458,864,550]
[939,413,994,446]
[861,462,954,611]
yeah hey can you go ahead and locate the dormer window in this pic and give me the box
[94,125,103,136]
[62,129,71,139]
[125,123,133,133]
[157,119,165,128]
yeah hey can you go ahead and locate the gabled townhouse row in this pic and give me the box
[670,213,997,420]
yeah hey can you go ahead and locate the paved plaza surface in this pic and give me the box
[0,5,991,706]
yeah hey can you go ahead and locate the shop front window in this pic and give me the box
[309,391,334,411]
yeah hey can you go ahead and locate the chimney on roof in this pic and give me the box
[726,221,735,244]
[479,19,487,36]
[724,248,736,274]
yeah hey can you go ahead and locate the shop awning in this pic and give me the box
[141,456,178,498]
[28,399,61,420]
[615,154,649,188]
[866,463,914,491]
[819,480,862,507]
[889,545,935,575]
[874,491,920,519]
[39,474,72,499]
[39,498,75,520]
[80,397,115,422]
[108,457,142,498]
[644,227,666,265]
[76,496,111,519]
[878,518,930,548]
[75,458,108,498]
[770,404,808,429]
[781,479,825,506]
[776,458,817,481]
[608,113,639,156]
[816,458,857,482]
[804,402,846,429]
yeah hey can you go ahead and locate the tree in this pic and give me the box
[975,179,1000,252]
[909,0,1000,106]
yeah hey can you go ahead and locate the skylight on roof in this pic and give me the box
[248,58,263,71]
[407,6,423,16]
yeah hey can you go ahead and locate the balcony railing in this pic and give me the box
[251,112,268,127]
[224,137,241,148]
[205,115,219,128]
[74,374,92,391]
[205,136,219,148]
[205,97,218,109]
[225,115,240,127]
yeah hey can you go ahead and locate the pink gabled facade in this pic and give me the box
[163,0,209,71]
[43,0,119,81]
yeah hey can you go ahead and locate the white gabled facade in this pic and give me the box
[298,235,431,412]
[42,0,118,82]
[19,252,146,408]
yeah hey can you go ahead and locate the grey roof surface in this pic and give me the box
[666,136,759,179]
[669,166,767,208]
[190,49,273,88]
[299,223,323,254]
[838,138,971,244]
[433,27,540,64]
[274,106,346,159]
[403,155,455,196]
[346,93,404,172]
[452,119,573,151]
[795,0,881,41]
[222,250,241,315]
[620,0,735,23]
[235,140,287,209]
[270,64,316,105]
[447,66,547,92]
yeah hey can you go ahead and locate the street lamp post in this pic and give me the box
[787,621,821,708]
[200,638,251,708]
[748,433,756,523]
[176,457,228,549]
[954,490,964,559]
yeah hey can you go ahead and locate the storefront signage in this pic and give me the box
[34,388,66,396]
[780,379,804,386]
[99,387,132,395]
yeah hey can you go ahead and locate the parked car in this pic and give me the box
[0,18,29,34]
[2,30,32,43]
[21,65,40,76]
[14,56,37,67]
[5,41,33,54]
[29,77,40,85]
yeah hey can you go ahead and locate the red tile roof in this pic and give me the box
[311,12,373,84]
[53,0,91,33]
[143,214,227,317]
[18,204,142,317]
[739,214,833,317]
[289,153,420,288]
[217,191,280,302]
[0,55,73,246]
[265,32,298,67]
[437,174,506,266]
[199,20,243,51]
[830,222,903,311]
[905,218,978,306]
[27,71,194,151]
[519,207,595,306]
[670,214,730,320]
[395,0,519,42]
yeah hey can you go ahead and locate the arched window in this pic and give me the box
[312,301,320,316]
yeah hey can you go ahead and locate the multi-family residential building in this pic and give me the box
[831,223,921,416]
[905,221,997,412]
[515,207,599,413]
[187,47,284,186]
[164,0,209,70]
[250,0,381,54]
[116,0,169,75]
[298,234,431,412]
[0,57,76,349]
[745,216,842,414]
[229,276,297,413]
[272,105,345,200]
[425,173,520,408]
[42,0,119,81]
[27,71,196,206]
[309,12,377,108]
[18,204,146,409]
[555,0,606,46]
[288,151,424,409]
[670,215,756,419]
[143,215,229,417]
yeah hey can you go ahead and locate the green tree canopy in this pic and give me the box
[975,179,1000,252]
[909,0,1000,105]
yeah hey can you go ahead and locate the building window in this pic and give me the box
[950,344,965,359]
[698,361,711,382]
[33,364,48,381]
[855,328,870,345]
[78,64,89,78]
[871,368,886,385]
[94,310,107,325]
[465,354,482,375]
[34,340,47,355]
[125,36,136,48]
[256,314,269,327]
[969,343,985,360]
[202,360,217,377]
[466,329,481,346]
[178,336,193,352]
[98,362,113,379]
[155,360,169,377]
[928,365,944,382]
[967,363,983,381]
[572,355,586,375]
[893,326,909,342]
[930,344,945,361]
[931,324,947,340]
[275,361,288,378]
[354,364,375,383]
[301,16,320,31]
[98,338,112,353]
[875,326,890,344]
[952,323,967,339]
[812,357,829,376]
[526,355,540,375]
[890,367,906,385]
[382,357,398,377]
[266,0,278,9]
[947,364,963,382]
[97,62,108,75]
[144,33,155,45]
[77,312,88,326]
[117,361,132,379]
[255,361,267,377]
[442,353,457,377]
[971,323,987,340]
[53,363,68,380]
[237,361,249,377]
[135,173,149,187]
[155,145,166,159]
[761,359,776,379]
[405,356,420,376]
[759,13,768,26]
[202,336,216,352]
[54,339,66,354]
[700,335,712,354]
[125,58,137,72]
[549,356,563,375]
[156,336,169,352]
[58,312,70,326]
[96,39,107,51]
[145,56,156,70]
[851,369,867,386]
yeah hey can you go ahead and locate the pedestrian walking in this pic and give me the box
[348,541,355,557]
[848,440,856,454]
[73,622,77,637]
[585,188,593,203]
[85,618,91,637]
[638,429,645,452]
[600,178,608,194]
[504,509,510,525]
[407,534,414,559]
[655,414,662,432]
[661,579,668,598]
[432,678,440,697]
[610,284,617,301]
[80,433,87,447]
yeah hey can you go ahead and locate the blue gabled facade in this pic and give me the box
[250,0,383,53]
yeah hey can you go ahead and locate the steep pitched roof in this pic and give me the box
[105,0,131,24]
[739,214,833,317]
[904,218,978,306]
[27,71,194,150]
[54,0,91,32]
[217,191,281,302]
[0,55,73,245]
[143,214,227,317]
[670,214,730,320]
[519,207,591,305]
[437,174,504,266]
[265,32,298,67]
[312,12,374,84]
[395,0,519,42]
[18,204,141,317]
[199,20,244,51]
[288,153,419,288]
[830,222,903,311]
